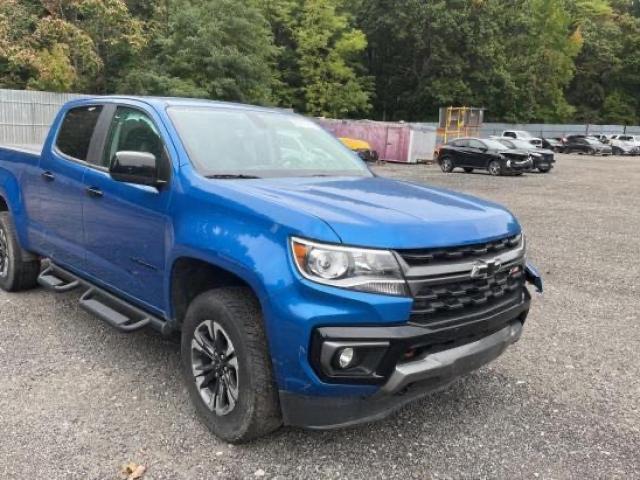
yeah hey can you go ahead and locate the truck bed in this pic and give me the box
[0,144,43,156]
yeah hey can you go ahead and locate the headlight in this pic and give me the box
[291,237,408,296]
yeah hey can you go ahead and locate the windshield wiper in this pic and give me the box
[206,174,262,179]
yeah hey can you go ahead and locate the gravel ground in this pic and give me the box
[1,154,638,479]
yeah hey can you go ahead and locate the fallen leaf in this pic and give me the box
[121,462,147,480]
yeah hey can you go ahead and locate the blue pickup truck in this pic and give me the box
[0,96,542,442]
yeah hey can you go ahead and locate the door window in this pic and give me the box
[55,106,103,161]
[101,107,168,170]
[468,139,484,149]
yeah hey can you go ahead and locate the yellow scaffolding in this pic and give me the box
[437,106,484,144]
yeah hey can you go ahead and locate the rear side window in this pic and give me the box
[504,131,516,138]
[56,106,103,161]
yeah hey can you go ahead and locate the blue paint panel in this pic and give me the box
[0,95,528,398]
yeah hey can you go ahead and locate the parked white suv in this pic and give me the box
[501,130,543,147]
[609,134,640,155]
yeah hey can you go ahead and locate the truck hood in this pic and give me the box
[241,176,520,249]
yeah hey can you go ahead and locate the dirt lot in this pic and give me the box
[1,154,638,479]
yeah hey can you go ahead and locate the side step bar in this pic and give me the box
[38,264,81,292]
[37,263,173,335]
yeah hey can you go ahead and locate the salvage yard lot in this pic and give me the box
[1,153,638,479]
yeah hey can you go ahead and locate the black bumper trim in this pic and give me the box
[311,289,530,383]
[282,321,524,429]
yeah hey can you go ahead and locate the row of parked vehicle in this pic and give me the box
[502,130,640,156]
[435,135,555,176]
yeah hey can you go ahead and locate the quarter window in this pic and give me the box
[56,106,103,161]
[451,139,468,147]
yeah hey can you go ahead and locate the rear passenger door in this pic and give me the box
[34,104,105,270]
[82,105,172,314]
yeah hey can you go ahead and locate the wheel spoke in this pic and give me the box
[223,377,237,411]
[199,370,217,390]
[213,379,225,415]
[191,319,239,417]
[224,371,238,403]
[193,329,216,358]
[212,323,228,354]
[227,356,239,370]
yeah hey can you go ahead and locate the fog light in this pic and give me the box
[337,347,355,369]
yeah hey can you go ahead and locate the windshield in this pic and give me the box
[483,139,509,150]
[508,139,534,149]
[167,106,372,178]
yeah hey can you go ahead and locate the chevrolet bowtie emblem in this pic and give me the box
[470,258,502,279]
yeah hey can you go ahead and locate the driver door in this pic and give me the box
[82,105,172,314]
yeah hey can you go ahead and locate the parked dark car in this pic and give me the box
[496,138,555,173]
[541,137,564,152]
[437,137,533,176]
[563,137,612,155]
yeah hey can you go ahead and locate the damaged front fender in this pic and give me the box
[525,261,543,293]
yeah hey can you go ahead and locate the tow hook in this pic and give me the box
[525,262,543,293]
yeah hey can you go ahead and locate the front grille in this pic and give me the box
[397,235,521,267]
[409,267,525,327]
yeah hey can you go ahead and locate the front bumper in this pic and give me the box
[532,156,555,170]
[282,317,526,429]
[280,288,531,428]
[505,159,533,172]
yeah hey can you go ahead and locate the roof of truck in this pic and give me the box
[71,95,293,115]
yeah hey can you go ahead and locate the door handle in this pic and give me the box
[41,171,55,181]
[85,186,103,198]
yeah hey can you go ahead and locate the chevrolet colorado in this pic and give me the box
[0,97,542,442]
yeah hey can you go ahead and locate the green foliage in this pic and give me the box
[294,0,371,116]
[119,0,278,104]
[0,0,639,123]
[0,0,143,92]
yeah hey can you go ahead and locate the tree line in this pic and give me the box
[1,0,639,124]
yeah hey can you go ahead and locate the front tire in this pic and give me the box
[440,157,454,173]
[0,212,40,292]
[181,288,282,443]
[488,160,502,176]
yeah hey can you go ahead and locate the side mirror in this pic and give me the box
[110,151,166,188]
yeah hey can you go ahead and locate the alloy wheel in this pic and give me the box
[441,158,453,172]
[191,320,240,416]
[489,161,501,176]
[0,227,8,278]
